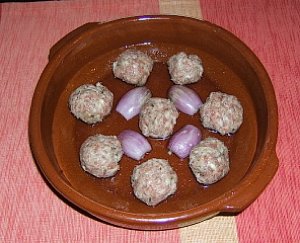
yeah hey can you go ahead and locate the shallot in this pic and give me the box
[118,130,152,160]
[168,125,201,159]
[116,87,151,120]
[168,85,203,115]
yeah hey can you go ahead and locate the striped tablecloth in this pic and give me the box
[1,0,299,242]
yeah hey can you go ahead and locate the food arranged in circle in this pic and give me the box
[68,49,244,206]
[79,134,123,178]
[131,158,178,206]
[112,49,154,86]
[189,137,230,185]
[167,52,204,85]
[69,82,113,124]
[200,91,243,135]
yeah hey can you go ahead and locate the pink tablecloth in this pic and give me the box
[1,0,299,242]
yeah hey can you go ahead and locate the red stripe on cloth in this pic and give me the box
[201,0,300,242]
[0,1,181,242]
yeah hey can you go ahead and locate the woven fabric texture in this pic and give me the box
[0,0,299,242]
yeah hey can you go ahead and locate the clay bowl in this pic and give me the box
[29,15,278,230]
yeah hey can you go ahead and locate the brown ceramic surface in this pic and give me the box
[29,15,278,230]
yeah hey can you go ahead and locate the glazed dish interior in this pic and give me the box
[40,18,268,214]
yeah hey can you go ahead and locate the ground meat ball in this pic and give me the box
[131,158,178,206]
[139,97,179,139]
[200,92,243,135]
[167,52,204,85]
[69,82,113,124]
[112,49,154,86]
[80,134,123,178]
[189,137,229,185]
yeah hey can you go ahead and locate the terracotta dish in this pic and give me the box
[29,15,278,230]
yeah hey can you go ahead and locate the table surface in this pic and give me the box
[1,0,299,242]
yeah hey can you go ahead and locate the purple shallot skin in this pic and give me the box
[116,87,152,120]
[168,124,202,159]
[168,85,203,115]
[118,130,151,161]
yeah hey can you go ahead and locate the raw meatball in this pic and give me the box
[139,97,179,139]
[80,134,123,178]
[131,158,178,206]
[113,49,154,86]
[200,92,243,135]
[69,82,113,124]
[167,52,204,85]
[189,137,229,185]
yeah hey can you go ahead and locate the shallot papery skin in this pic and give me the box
[168,124,202,159]
[168,85,203,115]
[116,87,152,120]
[118,130,152,161]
